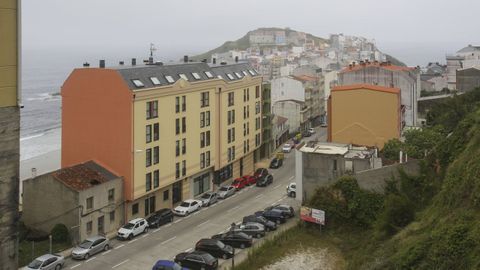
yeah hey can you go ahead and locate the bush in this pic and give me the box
[51,224,69,243]
[375,194,415,236]
[382,139,403,161]
[25,229,49,242]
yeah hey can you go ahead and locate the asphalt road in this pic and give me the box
[64,150,298,270]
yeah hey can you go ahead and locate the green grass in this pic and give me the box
[18,240,71,267]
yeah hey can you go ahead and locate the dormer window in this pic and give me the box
[132,79,144,88]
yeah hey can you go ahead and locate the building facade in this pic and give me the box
[272,115,290,148]
[260,83,274,159]
[62,61,262,220]
[272,99,310,132]
[22,161,124,244]
[0,0,20,268]
[456,67,480,92]
[328,84,401,149]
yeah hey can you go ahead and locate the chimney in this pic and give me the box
[132,58,137,66]
[348,64,352,70]
[184,55,189,63]
[235,56,239,63]
[148,56,154,65]
[99,60,105,68]
[119,61,124,66]
[352,61,356,66]
[83,62,90,67]
[213,58,216,65]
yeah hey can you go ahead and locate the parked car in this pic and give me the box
[199,191,218,207]
[256,174,273,187]
[173,199,202,216]
[308,127,315,134]
[174,251,218,270]
[243,215,277,231]
[147,208,174,228]
[231,177,248,190]
[269,158,283,169]
[242,175,257,186]
[212,231,253,249]
[232,222,265,238]
[253,168,269,182]
[71,235,109,260]
[195,238,234,259]
[152,260,187,270]
[255,210,287,224]
[26,254,65,270]
[117,218,148,240]
[282,143,292,153]
[217,185,235,199]
[265,204,295,218]
[286,182,296,198]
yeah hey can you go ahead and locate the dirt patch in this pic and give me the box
[261,248,340,270]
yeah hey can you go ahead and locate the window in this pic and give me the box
[86,197,93,210]
[333,160,337,171]
[247,123,249,135]
[182,138,186,154]
[201,132,205,148]
[247,88,250,101]
[175,162,180,178]
[108,189,115,202]
[179,73,188,81]
[200,112,205,128]
[217,75,223,79]
[235,72,242,79]
[175,97,180,113]
[243,123,247,136]
[201,92,209,107]
[200,153,205,169]
[146,172,152,191]
[243,89,247,102]
[256,117,261,130]
[146,148,152,167]
[227,148,232,162]
[228,129,232,143]
[206,131,210,146]
[206,151,210,167]
[182,96,186,112]
[244,141,247,154]
[243,70,249,76]
[243,106,247,119]
[182,117,186,133]
[192,72,201,80]
[153,170,159,188]
[247,105,249,118]
[146,125,152,143]
[132,79,144,88]
[153,123,159,141]
[86,221,92,234]
[256,86,260,98]
[163,190,169,201]
[255,102,261,114]
[227,73,235,80]
[232,128,235,142]
[182,160,186,176]
[109,211,115,222]
[193,173,210,196]
[175,140,180,157]
[206,111,210,126]
[165,75,175,83]
[249,70,256,76]
[150,77,161,85]
[175,118,180,134]
[256,133,261,146]
[228,92,234,106]
[232,146,235,160]
[204,71,213,78]
[153,146,159,164]
[132,203,139,215]
[146,101,158,119]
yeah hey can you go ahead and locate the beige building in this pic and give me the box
[0,0,20,268]
[23,161,124,243]
[328,84,401,149]
[62,60,262,220]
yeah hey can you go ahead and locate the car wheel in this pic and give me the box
[240,243,246,249]
[104,244,109,251]
[289,191,295,198]
[276,220,281,225]
[55,264,62,270]
[170,217,174,223]
[144,227,148,233]
[266,227,270,232]
[223,253,228,259]
[256,233,261,238]
[84,253,89,260]
[200,266,205,270]
[128,234,133,240]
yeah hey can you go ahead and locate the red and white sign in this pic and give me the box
[300,206,325,225]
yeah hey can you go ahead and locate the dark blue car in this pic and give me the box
[152,260,189,270]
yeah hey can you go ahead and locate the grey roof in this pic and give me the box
[114,62,258,90]
[457,45,480,54]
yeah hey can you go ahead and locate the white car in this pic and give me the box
[308,128,315,134]
[173,199,202,216]
[26,254,65,270]
[117,218,148,240]
[286,182,296,198]
[282,143,292,153]
[217,185,236,199]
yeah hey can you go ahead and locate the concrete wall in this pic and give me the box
[457,68,480,92]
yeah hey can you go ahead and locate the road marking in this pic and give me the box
[210,203,217,207]
[174,218,183,224]
[128,238,138,244]
[141,233,149,238]
[114,244,125,250]
[193,212,198,216]
[273,184,281,189]
[184,247,193,252]
[232,194,238,198]
[275,198,283,203]
[102,250,111,255]
[112,259,129,269]
[271,202,277,206]
[86,257,96,263]
[255,194,264,199]
[161,236,176,245]
[196,220,210,227]
[184,215,191,219]
[165,223,172,227]
[153,228,161,233]
[289,175,294,180]
[218,200,224,204]
[228,206,240,212]
[70,263,81,269]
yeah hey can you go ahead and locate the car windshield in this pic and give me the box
[217,241,225,248]
[78,240,93,249]
[201,193,211,199]
[122,223,135,229]
[233,180,240,184]
[27,259,43,269]
[180,202,190,207]
[219,186,228,191]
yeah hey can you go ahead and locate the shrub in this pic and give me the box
[51,224,69,243]
[375,194,415,236]
[382,138,403,161]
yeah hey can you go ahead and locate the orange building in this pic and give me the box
[327,84,401,149]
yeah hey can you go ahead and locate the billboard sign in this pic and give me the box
[300,206,325,225]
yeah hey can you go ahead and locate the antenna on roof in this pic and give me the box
[148,43,157,65]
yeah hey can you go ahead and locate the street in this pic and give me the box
[64,150,299,270]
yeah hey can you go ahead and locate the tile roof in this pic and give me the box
[292,75,318,82]
[332,84,400,94]
[339,62,415,73]
[52,161,119,192]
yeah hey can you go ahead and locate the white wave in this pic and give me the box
[26,92,61,102]
[20,133,46,141]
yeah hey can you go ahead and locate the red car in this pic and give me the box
[243,175,257,186]
[232,177,248,190]
[253,168,269,182]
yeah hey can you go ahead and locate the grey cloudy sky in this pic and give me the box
[23,0,480,66]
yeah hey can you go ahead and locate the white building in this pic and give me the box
[272,100,311,132]
[271,76,305,104]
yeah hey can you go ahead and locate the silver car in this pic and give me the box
[26,254,65,270]
[217,185,235,199]
[71,235,110,260]
[199,191,218,206]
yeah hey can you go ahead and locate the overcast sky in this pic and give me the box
[23,0,480,66]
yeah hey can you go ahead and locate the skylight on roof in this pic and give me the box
[205,71,214,78]
[165,75,175,84]
[227,73,235,80]
[150,77,161,85]
[235,72,242,78]
[132,79,144,88]
[248,70,256,76]
[217,75,223,79]
[242,71,249,76]
[179,74,189,81]
[192,72,201,80]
